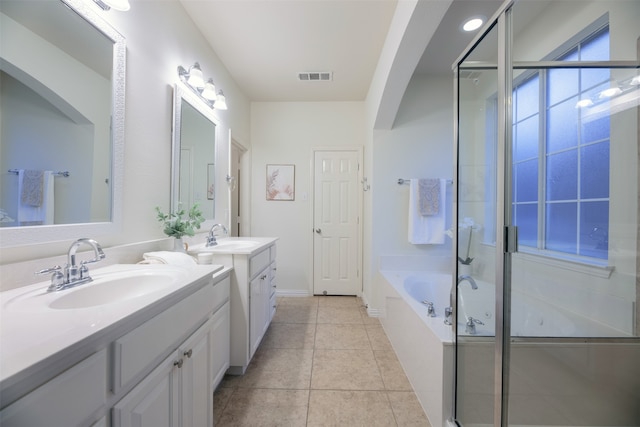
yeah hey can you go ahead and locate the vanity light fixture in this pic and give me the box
[93,0,130,11]
[177,63,228,110]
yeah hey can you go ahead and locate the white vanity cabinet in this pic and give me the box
[0,265,231,427]
[112,313,214,427]
[112,274,230,427]
[212,239,277,375]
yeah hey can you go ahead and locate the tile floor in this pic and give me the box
[214,296,431,426]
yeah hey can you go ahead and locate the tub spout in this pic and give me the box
[457,274,478,290]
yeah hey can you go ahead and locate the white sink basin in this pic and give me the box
[5,267,189,311]
[189,239,261,253]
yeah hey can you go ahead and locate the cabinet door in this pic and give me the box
[112,351,180,427]
[249,270,268,358]
[180,318,213,427]
[210,301,230,389]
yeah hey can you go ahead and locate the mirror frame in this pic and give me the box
[0,0,125,248]
[171,83,220,231]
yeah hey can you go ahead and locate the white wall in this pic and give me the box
[250,102,366,294]
[367,74,454,310]
[0,0,251,273]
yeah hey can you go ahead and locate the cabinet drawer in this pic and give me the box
[0,349,107,427]
[112,283,215,393]
[270,244,277,262]
[249,248,270,279]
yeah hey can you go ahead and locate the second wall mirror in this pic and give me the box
[171,83,218,223]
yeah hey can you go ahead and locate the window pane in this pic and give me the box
[514,115,539,161]
[546,202,577,254]
[581,142,609,199]
[548,68,579,105]
[580,30,609,61]
[547,97,579,152]
[580,201,608,259]
[546,150,577,201]
[581,68,610,91]
[516,76,539,120]
[581,112,610,143]
[514,203,538,248]
[515,159,538,202]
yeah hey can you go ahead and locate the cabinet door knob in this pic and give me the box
[184,349,193,358]
[261,274,267,280]
[314,228,321,234]
[174,359,183,368]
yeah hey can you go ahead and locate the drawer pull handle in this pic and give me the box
[174,359,183,368]
[184,349,193,358]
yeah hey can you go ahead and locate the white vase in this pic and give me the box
[173,237,186,252]
[458,263,472,276]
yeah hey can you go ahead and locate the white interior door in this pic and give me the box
[313,149,362,296]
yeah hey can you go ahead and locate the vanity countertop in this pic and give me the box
[0,263,231,407]
[188,236,278,256]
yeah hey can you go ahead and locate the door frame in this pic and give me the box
[309,146,364,296]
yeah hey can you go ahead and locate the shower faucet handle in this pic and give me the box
[444,306,453,325]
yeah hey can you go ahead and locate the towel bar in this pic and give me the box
[398,178,452,185]
[8,169,70,177]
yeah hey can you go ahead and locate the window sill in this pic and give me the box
[514,249,614,279]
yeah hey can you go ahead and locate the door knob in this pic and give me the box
[315,228,321,234]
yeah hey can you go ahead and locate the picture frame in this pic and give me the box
[207,163,215,200]
[266,164,295,201]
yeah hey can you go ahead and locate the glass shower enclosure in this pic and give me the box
[453,1,640,425]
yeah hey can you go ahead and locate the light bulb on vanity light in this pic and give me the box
[201,79,217,101]
[215,90,228,110]
[187,63,205,88]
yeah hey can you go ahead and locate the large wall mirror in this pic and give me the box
[171,84,217,224]
[0,0,125,247]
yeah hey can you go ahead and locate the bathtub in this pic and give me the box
[458,280,631,338]
[380,269,640,427]
[379,270,454,427]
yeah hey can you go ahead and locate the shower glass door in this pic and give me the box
[455,20,500,427]
[455,1,640,426]
[506,1,640,425]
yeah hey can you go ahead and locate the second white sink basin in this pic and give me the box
[189,239,261,254]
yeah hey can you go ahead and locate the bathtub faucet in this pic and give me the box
[457,275,478,290]
[421,300,436,317]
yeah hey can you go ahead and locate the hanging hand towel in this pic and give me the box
[140,251,197,266]
[21,170,44,206]
[418,178,440,216]
[408,178,446,244]
[17,170,54,226]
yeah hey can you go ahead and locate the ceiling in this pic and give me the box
[179,0,504,103]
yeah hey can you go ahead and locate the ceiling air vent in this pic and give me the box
[298,71,333,82]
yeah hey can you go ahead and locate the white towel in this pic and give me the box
[408,178,446,244]
[17,170,54,226]
[141,251,196,266]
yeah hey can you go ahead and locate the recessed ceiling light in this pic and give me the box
[461,16,485,32]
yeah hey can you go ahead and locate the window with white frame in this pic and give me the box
[486,21,611,263]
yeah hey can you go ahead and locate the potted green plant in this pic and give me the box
[155,203,205,252]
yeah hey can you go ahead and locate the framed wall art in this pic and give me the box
[266,164,295,201]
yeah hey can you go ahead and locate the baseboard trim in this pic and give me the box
[275,289,311,297]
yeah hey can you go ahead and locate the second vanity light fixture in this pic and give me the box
[178,62,228,110]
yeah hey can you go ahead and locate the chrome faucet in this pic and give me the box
[457,274,478,290]
[465,316,484,334]
[37,238,105,292]
[206,223,229,247]
[422,300,436,317]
